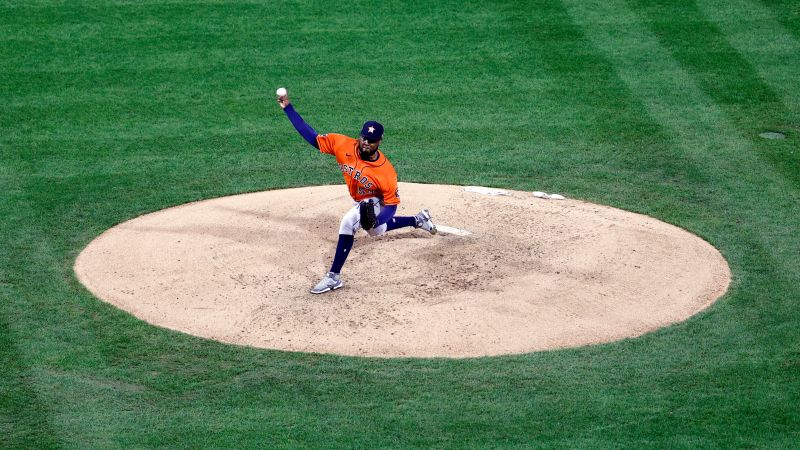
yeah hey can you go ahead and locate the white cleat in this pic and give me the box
[414,209,437,235]
[310,271,343,294]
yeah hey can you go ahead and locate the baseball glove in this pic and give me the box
[359,200,377,230]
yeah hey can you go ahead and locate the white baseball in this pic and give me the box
[276,87,287,97]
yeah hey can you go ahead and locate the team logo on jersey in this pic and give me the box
[337,163,375,190]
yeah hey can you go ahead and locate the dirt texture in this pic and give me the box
[74,183,731,358]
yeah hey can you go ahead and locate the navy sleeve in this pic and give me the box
[376,204,397,227]
[283,104,319,149]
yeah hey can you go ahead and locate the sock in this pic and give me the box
[385,216,417,232]
[329,234,354,274]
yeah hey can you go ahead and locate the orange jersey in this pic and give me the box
[316,133,400,205]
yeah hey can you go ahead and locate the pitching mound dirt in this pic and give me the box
[74,183,730,358]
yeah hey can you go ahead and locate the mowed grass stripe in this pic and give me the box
[565,0,800,441]
[761,0,800,39]
[0,1,310,153]
[564,0,799,270]
[622,0,800,276]
[627,0,800,188]
[491,0,716,214]
[696,0,800,115]
[572,0,800,292]
[0,308,60,448]
[0,186,226,449]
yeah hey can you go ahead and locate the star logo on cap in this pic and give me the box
[368,126,375,133]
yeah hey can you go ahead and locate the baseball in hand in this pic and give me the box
[276,87,287,97]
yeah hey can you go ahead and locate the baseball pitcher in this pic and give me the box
[277,89,437,294]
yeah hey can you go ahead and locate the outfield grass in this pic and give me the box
[2,0,799,447]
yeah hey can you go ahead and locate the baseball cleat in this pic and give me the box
[414,209,437,235]
[310,271,343,294]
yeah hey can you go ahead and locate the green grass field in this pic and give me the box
[2,0,799,447]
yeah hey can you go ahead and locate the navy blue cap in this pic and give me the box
[360,121,384,142]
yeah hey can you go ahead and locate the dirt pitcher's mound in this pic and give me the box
[74,183,730,358]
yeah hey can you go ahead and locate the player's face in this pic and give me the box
[358,136,380,159]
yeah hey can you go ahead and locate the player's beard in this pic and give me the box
[359,142,378,161]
